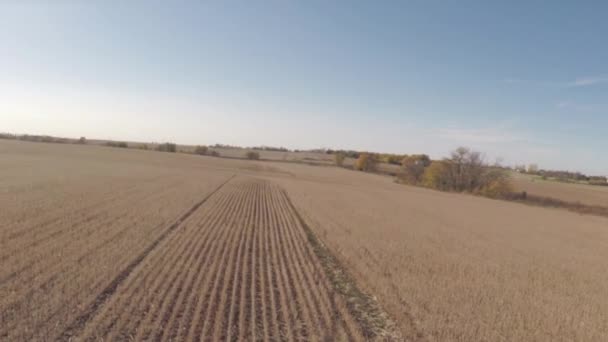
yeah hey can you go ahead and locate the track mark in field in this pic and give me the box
[70,177,393,341]
[58,175,236,340]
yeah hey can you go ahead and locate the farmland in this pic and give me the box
[2,139,608,341]
[0,140,375,341]
[511,172,608,207]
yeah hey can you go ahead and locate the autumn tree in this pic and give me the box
[400,154,431,184]
[355,153,377,172]
[246,151,260,160]
[194,145,208,155]
[527,164,539,174]
[334,152,346,167]
[420,147,512,197]
[422,161,450,190]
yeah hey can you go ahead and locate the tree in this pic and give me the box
[478,168,513,198]
[420,147,512,197]
[444,147,485,192]
[106,141,128,148]
[245,151,260,160]
[422,161,450,190]
[156,142,177,152]
[78,137,87,144]
[387,155,403,165]
[194,145,208,155]
[355,153,377,172]
[334,152,346,167]
[527,164,539,174]
[400,154,431,184]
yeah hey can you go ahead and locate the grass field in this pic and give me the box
[2,139,608,341]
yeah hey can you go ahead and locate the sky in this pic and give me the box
[1,1,607,174]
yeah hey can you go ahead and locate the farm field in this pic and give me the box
[0,140,370,341]
[511,172,608,207]
[274,164,608,341]
[2,139,608,341]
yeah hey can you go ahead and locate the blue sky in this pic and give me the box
[1,1,607,174]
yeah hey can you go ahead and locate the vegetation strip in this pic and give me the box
[282,190,405,341]
[58,175,236,340]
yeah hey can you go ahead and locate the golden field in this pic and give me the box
[1,139,608,341]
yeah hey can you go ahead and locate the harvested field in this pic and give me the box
[511,172,608,208]
[68,177,365,341]
[0,141,374,341]
[4,140,608,341]
[272,163,608,341]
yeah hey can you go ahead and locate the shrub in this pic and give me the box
[387,155,403,165]
[400,154,431,184]
[422,161,450,190]
[156,142,177,153]
[335,152,346,167]
[194,145,208,155]
[0,133,17,140]
[210,150,220,157]
[355,153,377,172]
[245,151,260,160]
[106,141,128,148]
[477,168,513,198]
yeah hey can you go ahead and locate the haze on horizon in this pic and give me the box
[1,1,607,174]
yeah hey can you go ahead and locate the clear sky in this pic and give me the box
[2,1,607,174]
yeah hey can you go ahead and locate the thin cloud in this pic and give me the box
[504,75,608,88]
[436,127,524,144]
[555,101,596,111]
[569,76,608,87]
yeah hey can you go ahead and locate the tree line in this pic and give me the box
[335,147,514,198]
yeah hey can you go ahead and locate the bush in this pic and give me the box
[334,152,346,167]
[387,155,403,165]
[422,161,450,190]
[400,154,431,184]
[0,133,17,140]
[156,142,177,153]
[355,153,377,172]
[210,150,220,157]
[77,137,87,144]
[477,169,513,198]
[245,151,260,160]
[106,141,128,148]
[194,145,208,155]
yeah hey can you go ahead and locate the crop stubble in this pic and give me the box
[58,177,364,341]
